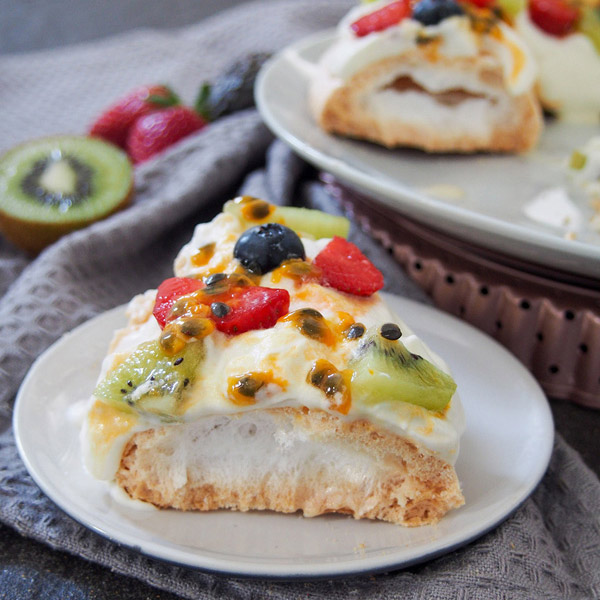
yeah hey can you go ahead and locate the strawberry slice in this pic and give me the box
[350,0,412,37]
[212,286,290,335]
[529,0,579,36]
[89,85,179,149]
[314,237,384,297]
[153,276,290,336]
[153,277,204,328]
[127,106,207,164]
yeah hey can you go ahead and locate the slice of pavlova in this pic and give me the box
[82,197,465,526]
[309,0,542,152]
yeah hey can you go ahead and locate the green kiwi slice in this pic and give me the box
[579,7,600,55]
[276,206,350,239]
[94,339,205,419]
[350,330,457,412]
[496,0,525,20]
[0,135,133,254]
[223,198,350,239]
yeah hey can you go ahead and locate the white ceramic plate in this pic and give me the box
[255,31,600,279]
[14,295,553,578]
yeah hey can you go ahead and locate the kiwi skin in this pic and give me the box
[0,136,134,255]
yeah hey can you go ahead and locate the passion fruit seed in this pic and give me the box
[211,302,231,318]
[179,316,215,338]
[283,308,335,345]
[380,323,402,340]
[307,359,351,414]
[158,328,187,355]
[168,297,210,321]
[270,259,321,284]
[236,375,263,397]
[302,317,326,338]
[241,198,274,221]
[297,308,323,318]
[204,272,227,286]
[227,372,268,406]
[191,242,216,267]
[346,323,366,340]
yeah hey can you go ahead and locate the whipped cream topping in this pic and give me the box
[84,213,465,480]
[316,0,537,96]
[516,11,600,122]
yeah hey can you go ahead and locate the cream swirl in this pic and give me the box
[317,0,537,96]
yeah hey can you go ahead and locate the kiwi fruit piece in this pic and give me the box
[496,0,525,20]
[569,150,587,170]
[224,197,350,239]
[350,330,457,411]
[94,339,205,419]
[0,135,133,254]
[579,7,600,54]
[277,206,350,239]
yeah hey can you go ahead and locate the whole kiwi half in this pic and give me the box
[0,135,133,254]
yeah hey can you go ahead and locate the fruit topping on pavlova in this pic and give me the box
[82,197,465,526]
[514,0,600,122]
[309,0,542,152]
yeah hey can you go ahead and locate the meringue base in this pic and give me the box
[116,406,464,526]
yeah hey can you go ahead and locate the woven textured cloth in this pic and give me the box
[1,2,599,598]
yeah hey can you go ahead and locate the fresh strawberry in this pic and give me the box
[154,276,289,336]
[153,276,204,328]
[313,237,384,297]
[89,85,179,149]
[210,286,290,335]
[350,0,412,37]
[127,106,207,164]
[529,0,579,36]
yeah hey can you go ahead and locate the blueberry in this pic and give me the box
[233,223,305,275]
[412,0,464,26]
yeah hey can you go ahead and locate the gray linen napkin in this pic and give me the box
[1,2,599,598]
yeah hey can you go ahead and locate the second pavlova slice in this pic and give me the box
[310,0,542,152]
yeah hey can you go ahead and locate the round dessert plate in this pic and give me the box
[255,30,600,279]
[14,296,553,578]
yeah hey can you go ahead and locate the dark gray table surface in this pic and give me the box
[1,3,599,598]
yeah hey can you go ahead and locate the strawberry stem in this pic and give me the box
[147,87,180,108]
[194,83,213,121]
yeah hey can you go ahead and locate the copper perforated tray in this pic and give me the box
[323,175,600,409]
